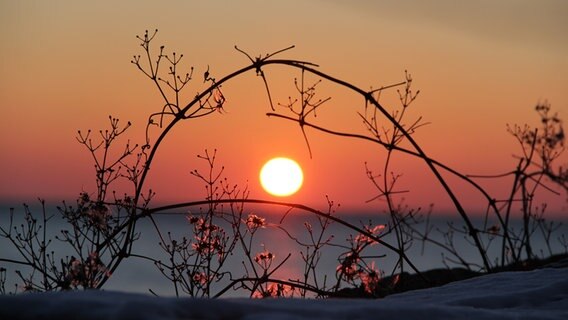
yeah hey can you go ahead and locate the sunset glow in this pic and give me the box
[0,1,566,216]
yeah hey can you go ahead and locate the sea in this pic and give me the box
[1,202,566,297]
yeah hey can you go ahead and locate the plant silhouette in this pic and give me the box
[1,30,566,297]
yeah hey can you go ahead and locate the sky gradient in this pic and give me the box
[1,0,567,216]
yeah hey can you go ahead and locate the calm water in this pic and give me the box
[1,203,567,297]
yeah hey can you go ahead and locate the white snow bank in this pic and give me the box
[1,267,567,320]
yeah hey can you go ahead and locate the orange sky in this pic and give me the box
[1,0,567,217]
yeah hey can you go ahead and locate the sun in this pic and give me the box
[260,157,304,197]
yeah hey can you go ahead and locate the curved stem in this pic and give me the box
[109,56,492,288]
[264,61,491,270]
[268,112,509,270]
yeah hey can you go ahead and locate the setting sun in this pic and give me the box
[259,157,304,197]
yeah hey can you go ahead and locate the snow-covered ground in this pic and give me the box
[1,266,567,320]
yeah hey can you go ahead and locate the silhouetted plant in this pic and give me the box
[1,30,566,298]
[268,68,566,273]
[0,114,142,292]
[390,103,567,271]
[359,71,426,276]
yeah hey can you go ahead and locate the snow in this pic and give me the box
[1,267,567,320]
